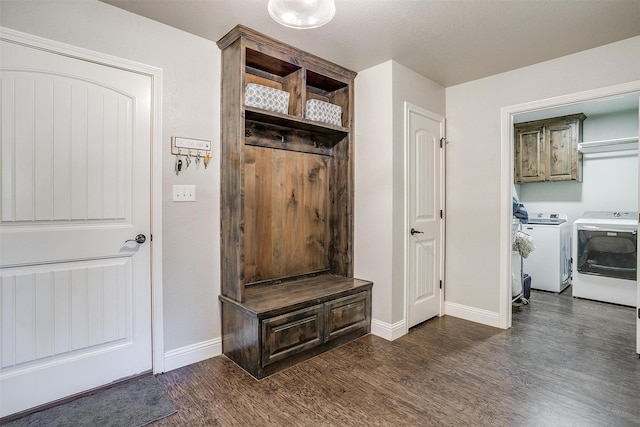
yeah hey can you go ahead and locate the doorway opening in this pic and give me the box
[500,81,640,331]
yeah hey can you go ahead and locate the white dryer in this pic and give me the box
[573,211,637,306]
[522,213,572,293]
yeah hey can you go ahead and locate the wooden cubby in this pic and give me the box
[217,25,372,379]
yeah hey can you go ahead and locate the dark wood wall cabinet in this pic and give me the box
[514,113,586,183]
[217,25,372,379]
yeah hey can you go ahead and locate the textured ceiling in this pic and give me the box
[101,0,640,87]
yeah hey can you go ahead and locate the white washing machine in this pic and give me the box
[522,212,572,293]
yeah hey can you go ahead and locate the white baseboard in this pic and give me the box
[371,319,406,341]
[163,338,222,372]
[444,301,503,329]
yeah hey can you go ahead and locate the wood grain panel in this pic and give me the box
[220,300,260,378]
[243,146,273,282]
[548,127,571,176]
[244,47,301,77]
[269,149,289,277]
[328,136,353,277]
[261,305,323,366]
[329,86,350,128]
[244,73,282,90]
[282,69,303,117]
[243,275,371,316]
[302,155,329,271]
[245,120,334,156]
[545,117,582,181]
[281,150,304,276]
[219,37,245,301]
[244,147,329,283]
[243,147,257,281]
[324,292,369,341]
[522,131,543,179]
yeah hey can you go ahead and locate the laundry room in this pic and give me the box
[512,92,639,306]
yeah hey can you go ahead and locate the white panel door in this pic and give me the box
[0,39,152,417]
[406,104,444,328]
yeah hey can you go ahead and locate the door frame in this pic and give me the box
[499,80,640,329]
[0,27,165,373]
[403,102,445,334]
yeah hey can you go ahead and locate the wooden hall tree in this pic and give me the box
[218,25,372,379]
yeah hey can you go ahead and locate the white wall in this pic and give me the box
[519,109,639,225]
[445,36,640,317]
[354,61,394,326]
[0,0,222,366]
[355,60,445,337]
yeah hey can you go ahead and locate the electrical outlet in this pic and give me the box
[173,185,196,202]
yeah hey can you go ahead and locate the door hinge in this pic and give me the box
[440,209,443,219]
[638,308,640,319]
[150,234,153,242]
[439,280,443,289]
[440,137,444,148]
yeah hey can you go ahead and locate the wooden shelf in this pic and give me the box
[245,107,349,137]
[579,136,638,153]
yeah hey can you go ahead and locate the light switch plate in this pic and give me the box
[173,185,196,202]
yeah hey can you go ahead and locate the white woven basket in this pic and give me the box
[245,83,290,114]
[304,99,342,126]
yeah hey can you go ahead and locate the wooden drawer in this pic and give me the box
[324,292,370,341]
[261,305,324,366]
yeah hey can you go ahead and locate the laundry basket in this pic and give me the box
[512,219,521,245]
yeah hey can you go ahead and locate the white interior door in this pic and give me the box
[406,103,444,328]
[0,38,152,417]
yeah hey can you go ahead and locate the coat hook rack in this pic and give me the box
[171,136,212,163]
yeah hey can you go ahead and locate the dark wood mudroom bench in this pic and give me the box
[217,26,371,379]
[220,275,372,379]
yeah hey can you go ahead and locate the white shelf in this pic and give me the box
[578,136,638,153]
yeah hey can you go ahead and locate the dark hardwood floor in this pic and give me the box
[152,287,640,426]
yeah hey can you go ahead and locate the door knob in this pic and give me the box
[410,228,424,236]
[125,234,146,244]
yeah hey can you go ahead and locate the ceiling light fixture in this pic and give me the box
[268,0,336,29]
